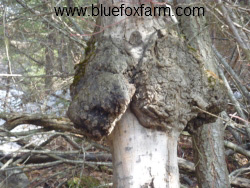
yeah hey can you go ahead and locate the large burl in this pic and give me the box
[67,29,227,140]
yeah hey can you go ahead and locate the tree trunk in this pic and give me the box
[176,1,230,187]
[68,1,227,187]
[192,119,230,188]
[44,27,55,94]
[108,108,180,187]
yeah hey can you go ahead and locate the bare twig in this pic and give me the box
[0,74,74,78]
[15,0,86,47]
[224,140,250,157]
[230,177,250,188]
[216,0,250,61]
[212,45,250,102]
[215,59,250,138]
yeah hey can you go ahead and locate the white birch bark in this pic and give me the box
[108,108,180,187]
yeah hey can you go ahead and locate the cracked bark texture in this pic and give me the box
[68,28,226,140]
[67,0,227,187]
[192,118,230,188]
[176,0,230,187]
[68,38,136,139]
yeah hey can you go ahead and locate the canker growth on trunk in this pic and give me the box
[67,0,227,187]
[177,1,230,186]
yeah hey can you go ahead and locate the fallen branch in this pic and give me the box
[216,60,250,138]
[224,140,250,157]
[0,151,249,187]
[0,112,82,136]
[230,177,250,188]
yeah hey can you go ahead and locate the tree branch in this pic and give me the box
[216,0,250,61]
[224,140,250,157]
[0,112,82,136]
[212,45,250,102]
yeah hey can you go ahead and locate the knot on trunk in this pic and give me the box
[67,38,136,140]
[68,33,227,140]
[131,34,227,133]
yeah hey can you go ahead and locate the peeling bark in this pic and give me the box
[108,108,180,188]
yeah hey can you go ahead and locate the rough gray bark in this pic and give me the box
[192,119,230,188]
[67,0,227,186]
[68,26,226,140]
[176,1,230,187]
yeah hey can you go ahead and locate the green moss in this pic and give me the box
[204,69,222,89]
[179,34,186,40]
[207,76,216,88]
[72,38,96,87]
[72,59,89,86]
[187,45,197,53]
[67,176,100,188]
[84,40,93,56]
